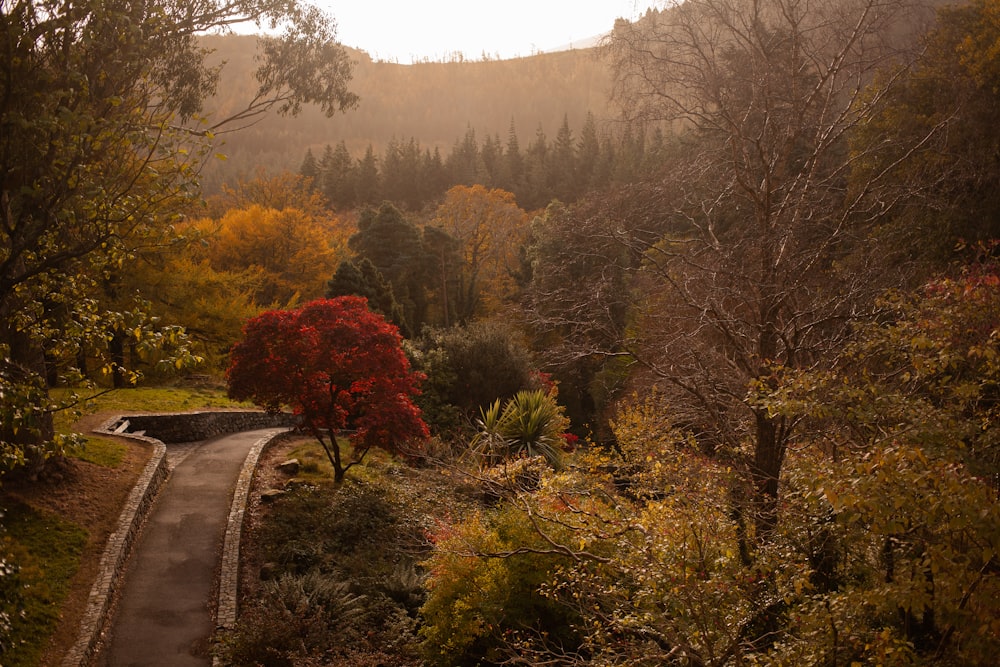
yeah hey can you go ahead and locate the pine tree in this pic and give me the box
[355,144,380,206]
[299,147,319,186]
[552,114,577,201]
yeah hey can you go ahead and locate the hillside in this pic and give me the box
[197,35,616,192]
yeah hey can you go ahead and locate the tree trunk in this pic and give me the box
[110,331,128,389]
[752,410,785,542]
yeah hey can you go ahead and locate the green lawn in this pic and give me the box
[51,385,249,433]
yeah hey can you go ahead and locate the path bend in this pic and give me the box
[93,428,285,667]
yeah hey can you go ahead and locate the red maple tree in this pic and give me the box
[227,296,429,482]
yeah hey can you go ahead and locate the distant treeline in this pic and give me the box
[196,34,615,195]
[300,115,669,212]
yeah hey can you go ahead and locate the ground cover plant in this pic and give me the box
[217,436,481,666]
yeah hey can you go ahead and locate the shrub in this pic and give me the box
[409,321,537,437]
[217,571,365,667]
[419,500,583,667]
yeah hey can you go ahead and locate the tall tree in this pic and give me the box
[299,148,319,184]
[354,144,381,206]
[447,125,482,186]
[432,185,530,322]
[523,124,552,209]
[349,202,428,331]
[504,117,526,197]
[576,111,602,192]
[551,114,577,201]
[0,0,357,473]
[207,205,342,307]
[852,0,1000,268]
[326,258,408,335]
[320,141,357,211]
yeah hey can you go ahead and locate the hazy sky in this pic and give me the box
[317,1,657,63]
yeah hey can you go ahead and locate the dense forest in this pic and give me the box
[2,0,1000,665]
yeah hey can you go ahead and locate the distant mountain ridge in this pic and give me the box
[198,34,616,192]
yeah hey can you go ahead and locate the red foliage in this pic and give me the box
[227,297,429,467]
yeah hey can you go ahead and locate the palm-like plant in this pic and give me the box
[470,389,569,467]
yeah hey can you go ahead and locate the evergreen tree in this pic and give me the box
[577,112,601,191]
[400,138,425,210]
[552,114,577,201]
[422,225,463,327]
[349,203,429,330]
[423,147,449,202]
[447,125,481,185]
[381,137,407,205]
[299,147,319,185]
[327,258,408,335]
[325,141,356,210]
[503,117,525,197]
[524,124,552,209]
[355,144,381,206]
[480,133,504,187]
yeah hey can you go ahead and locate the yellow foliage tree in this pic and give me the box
[431,185,529,320]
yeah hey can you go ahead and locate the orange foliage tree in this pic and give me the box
[205,205,348,306]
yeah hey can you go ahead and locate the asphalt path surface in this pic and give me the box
[96,429,279,667]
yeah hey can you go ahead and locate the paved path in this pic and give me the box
[95,429,279,667]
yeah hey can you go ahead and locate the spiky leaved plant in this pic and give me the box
[470,389,568,467]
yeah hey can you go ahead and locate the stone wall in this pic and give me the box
[106,410,299,443]
[62,430,168,667]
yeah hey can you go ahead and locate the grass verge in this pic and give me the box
[0,503,88,667]
[51,385,245,433]
[68,436,127,468]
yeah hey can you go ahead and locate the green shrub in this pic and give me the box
[217,571,365,667]
[409,321,537,437]
[223,478,432,665]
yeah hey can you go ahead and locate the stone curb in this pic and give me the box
[215,428,291,631]
[61,415,169,667]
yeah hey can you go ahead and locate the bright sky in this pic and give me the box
[316,1,658,63]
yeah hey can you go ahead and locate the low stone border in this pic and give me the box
[61,418,169,667]
[216,428,291,630]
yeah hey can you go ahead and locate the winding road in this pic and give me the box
[95,428,282,667]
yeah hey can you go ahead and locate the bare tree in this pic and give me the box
[530,0,941,544]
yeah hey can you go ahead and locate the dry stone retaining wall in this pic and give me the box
[110,410,299,443]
